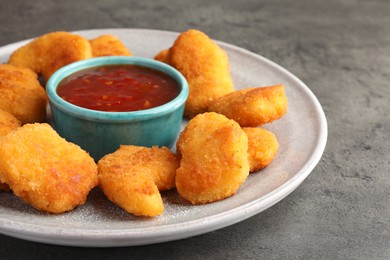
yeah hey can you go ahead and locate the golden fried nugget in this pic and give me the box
[0,123,98,213]
[0,64,47,124]
[176,112,249,204]
[208,84,288,127]
[243,127,279,172]
[0,109,21,137]
[158,29,235,118]
[154,49,170,63]
[9,31,92,80]
[98,145,179,217]
[0,112,16,192]
[0,64,40,89]
[0,115,16,192]
[89,34,132,57]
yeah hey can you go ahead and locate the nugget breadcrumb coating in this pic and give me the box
[208,85,288,127]
[0,109,21,137]
[89,34,132,57]
[0,112,15,192]
[0,109,15,191]
[155,29,235,118]
[0,104,13,191]
[0,64,47,124]
[154,49,170,63]
[9,31,92,81]
[176,112,249,204]
[243,127,279,172]
[98,145,179,217]
[0,123,98,213]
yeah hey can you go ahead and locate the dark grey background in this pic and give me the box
[0,0,389,259]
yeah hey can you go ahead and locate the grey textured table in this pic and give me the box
[0,0,389,259]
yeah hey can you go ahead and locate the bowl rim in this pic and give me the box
[46,56,189,122]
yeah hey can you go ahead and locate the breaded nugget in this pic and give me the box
[208,84,288,127]
[158,29,235,118]
[0,110,21,193]
[0,64,40,89]
[89,34,132,57]
[0,111,16,193]
[154,49,170,63]
[98,145,179,217]
[0,64,47,124]
[0,111,14,192]
[176,112,249,204]
[243,127,279,172]
[0,110,20,190]
[0,109,21,137]
[9,31,92,81]
[0,123,98,213]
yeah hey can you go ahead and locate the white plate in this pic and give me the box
[0,29,327,247]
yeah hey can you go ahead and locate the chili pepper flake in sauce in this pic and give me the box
[57,65,180,112]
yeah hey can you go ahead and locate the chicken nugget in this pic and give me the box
[98,145,179,217]
[0,111,16,193]
[9,31,92,81]
[154,49,170,63]
[0,123,98,213]
[0,109,21,137]
[89,34,132,57]
[0,110,20,189]
[0,108,14,192]
[0,64,47,124]
[208,84,288,127]
[243,127,279,172]
[176,112,249,204]
[157,29,235,118]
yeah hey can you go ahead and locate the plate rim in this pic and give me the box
[0,28,328,247]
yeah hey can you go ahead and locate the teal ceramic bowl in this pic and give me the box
[46,56,188,161]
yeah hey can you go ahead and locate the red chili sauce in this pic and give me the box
[57,65,180,112]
